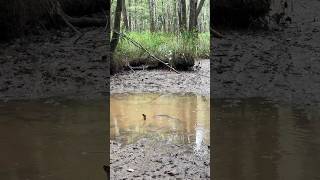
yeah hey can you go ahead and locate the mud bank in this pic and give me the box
[212,0,320,105]
[110,139,210,179]
[0,27,108,101]
[110,59,210,96]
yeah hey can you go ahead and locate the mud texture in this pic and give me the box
[111,60,210,96]
[212,0,320,105]
[110,139,210,180]
[0,27,108,101]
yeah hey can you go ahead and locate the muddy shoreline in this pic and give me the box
[110,59,210,96]
[0,27,108,101]
[110,139,210,179]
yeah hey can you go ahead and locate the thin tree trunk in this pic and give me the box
[148,0,155,32]
[196,0,206,17]
[111,0,122,52]
[121,0,129,30]
[134,0,137,31]
[166,2,170,32]
[174,0,178,33]
[128,0,131,30]
[106,0,111,51]
[161,1,166,32]
[180,0,187,31]
[189,0,197,32]
[178,0,182,31]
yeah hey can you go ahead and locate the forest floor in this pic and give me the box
[212,0,320,105]
[0,27,107,101]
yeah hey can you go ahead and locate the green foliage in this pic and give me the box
[114,32,209,62]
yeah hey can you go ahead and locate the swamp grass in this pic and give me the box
[113,31,210,62]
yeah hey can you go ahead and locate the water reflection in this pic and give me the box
[213,98,320,180]
[0,99,107,180]
[110,93,210,147]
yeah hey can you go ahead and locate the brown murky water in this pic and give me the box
[213,98,320,180]
[110,93,210,147]
[0,99,107,180]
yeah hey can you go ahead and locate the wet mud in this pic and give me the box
[0,27,108,101]
[111,59,210,96]
[111,139,210,180]
[212,0,320,105]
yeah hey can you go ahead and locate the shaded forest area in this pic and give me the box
[0,0,107,40]
[110,0,209,32]
[0,0,109,100]
[211,0,271,27]
[108,0,210,75]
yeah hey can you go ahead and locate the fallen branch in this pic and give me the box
[73,31,86,44]
[211,28,224,38]
[114,31,180,74]
[124,58,135,73]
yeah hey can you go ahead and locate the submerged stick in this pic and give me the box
[114,31,180,74]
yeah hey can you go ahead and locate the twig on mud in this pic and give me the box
[73,32,86,44]
[114,31,180,74]
[124,58,135,73]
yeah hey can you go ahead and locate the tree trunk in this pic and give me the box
[148,0,155,32]
[196,0,206,17]
[106,0,111,53]
[154,0,157,31]
[106,0,111,44]
[121,0,129,30]
[128,0,132,30]
[179,0,187,31]
[161,1,166,32]
[189,0,197,32]
[111,0,122,52]
[134,0,137,31]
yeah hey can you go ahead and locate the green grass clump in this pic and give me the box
[114,31,210,62]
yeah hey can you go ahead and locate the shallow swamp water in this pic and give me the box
[110,93,210,148]
[213,98,320,180]
[0,99,107,180]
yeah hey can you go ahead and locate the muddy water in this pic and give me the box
[0,99,107,180]
[110,93,210,147]
[213,98,320,180]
